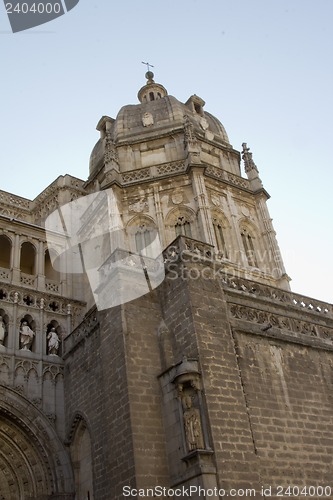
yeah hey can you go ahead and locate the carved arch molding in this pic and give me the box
[0,385,74,500]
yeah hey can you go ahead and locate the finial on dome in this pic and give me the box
[142,62,155,83]
[138,63,168,103]
[145,71,155,83]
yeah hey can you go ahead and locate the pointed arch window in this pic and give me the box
[213,222,228,259]
[175,216,192,238]
[241,228,258,267]
[134,224,157,257]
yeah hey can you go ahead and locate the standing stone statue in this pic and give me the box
[19,321,35,351]
[182,395,204,451]
[47,327,60,355]
[0,316,6,346]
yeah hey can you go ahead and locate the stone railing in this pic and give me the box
[205,166,250,190]
[0,282,85,316]
[0,190,31,210]
[45,279,60,294]
[120,160,187,185]
[0,267,11,282]
[20,272,36,288]
[163,235,215,264]
[119,160,251,191]
[221,275,332,318]
[223,275,333,345]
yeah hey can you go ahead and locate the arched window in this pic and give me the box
[20,242,36,275]
[127,217,158,258]
[175,216,192,238]
[241,228,258,267]
[71,420,94,500]
[0,235,11,269]
[134,224,158,257]
[213,222,228,259]
[45,249,60,281]
[135,227,152,254]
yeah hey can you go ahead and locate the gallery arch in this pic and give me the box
[20,241,36,276]
[0,235,11,269]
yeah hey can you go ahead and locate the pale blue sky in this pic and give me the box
[1,0,332,302]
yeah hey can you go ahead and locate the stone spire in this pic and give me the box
[241,142,263,190]
[242,143,259,174]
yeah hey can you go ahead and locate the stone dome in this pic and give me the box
[113,94,230,145]
[89,75,231,176]
[89,137,104,176]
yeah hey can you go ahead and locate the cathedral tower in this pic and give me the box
[1,74,333,500]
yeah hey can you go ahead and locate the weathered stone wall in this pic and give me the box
[64,310,117,499]
[235,332,333,495]
[63,293,170,499]
[63,237,333,499]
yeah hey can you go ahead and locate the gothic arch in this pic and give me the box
[211,208,231,259]
[45,247,60,282]
[165,206,197,242]
[20,240,37,276]
[68,413,94,500]
[239,219,261,268]
[126,214,158,255]
[0,385,74,499]
[126,214,157,232]
[0,234,12,269]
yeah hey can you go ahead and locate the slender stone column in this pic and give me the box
[153,185,166,248]
[191,168,215,246]
[12,234,21,283]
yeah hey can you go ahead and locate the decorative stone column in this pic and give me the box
[12,234,21,284]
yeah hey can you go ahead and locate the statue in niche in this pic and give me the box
[19,321,35,351]
[182,394,205,451]
[47,327,60,355]
[0,316,6,346]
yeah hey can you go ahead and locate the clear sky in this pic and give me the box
[1,0,332,303]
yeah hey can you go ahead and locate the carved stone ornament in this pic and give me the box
[128,198,149,213]
[47,328,60,356]
[0,316,6,346]
[171,191,183,205]
[19,322,35,351]
[199,117,209,130]
[104,130,119,165]
[142,112,154,127]
[211,194,221,207]
[241,206,250,217]
[205,130,214,141]
[182,394,205,451]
